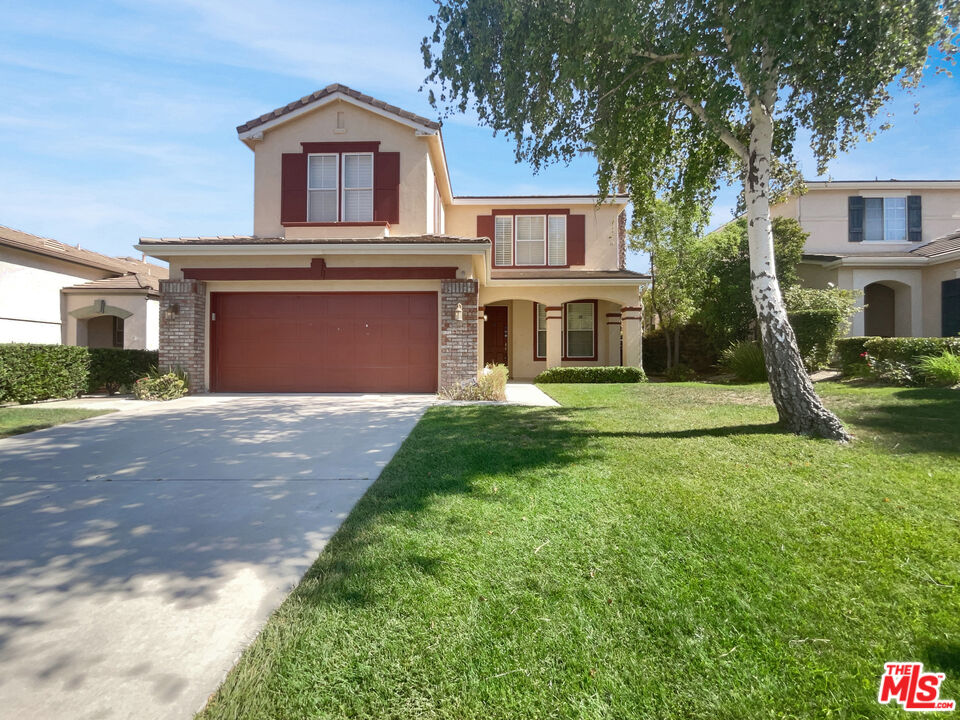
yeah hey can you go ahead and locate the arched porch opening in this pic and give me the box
[864,281,911,337]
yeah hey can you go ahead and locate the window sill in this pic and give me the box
[282,221,391,228]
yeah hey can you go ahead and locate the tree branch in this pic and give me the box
[632,49,705,62]
[674,91,749,161]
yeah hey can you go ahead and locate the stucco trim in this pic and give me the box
[68,302,134,320]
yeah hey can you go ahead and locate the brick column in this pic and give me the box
[476,305,486,375]
[606,313,622,365]
[440,280,479,388]
[159,279,207,393]
[545,305,563,368]
[621,305,643,369]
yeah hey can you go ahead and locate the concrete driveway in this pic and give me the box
[0,393,433,720]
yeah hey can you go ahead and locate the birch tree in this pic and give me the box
[422,0,957,440]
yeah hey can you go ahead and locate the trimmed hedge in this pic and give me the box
[787,308,845,371]
[835,337,872,374]
[864,336,960,364]
[0,344,90,404]
[535,366,647,383]
[0,343,160,404]
[88,348,159,393]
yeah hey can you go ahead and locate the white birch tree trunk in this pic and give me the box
[745,99,850,441]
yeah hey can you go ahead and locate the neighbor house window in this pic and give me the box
[548,216,566,266]
[495,215,513,266]
[307,154,338,222]
[850,196,920,242]
[515,215,546,265]
[535,303,547,359]
[342,152,373,221]
[565,301,595,359]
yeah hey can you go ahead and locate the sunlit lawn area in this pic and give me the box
[0,407,113,438]
[199,381,960,719]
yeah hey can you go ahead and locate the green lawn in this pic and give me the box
[199,382,960,720]
[0,406,114,438]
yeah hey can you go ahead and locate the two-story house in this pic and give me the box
[772,180,960,338]
[137,84,648,393]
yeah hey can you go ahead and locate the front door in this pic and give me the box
[483,305,508,366]
[943,278,960,337]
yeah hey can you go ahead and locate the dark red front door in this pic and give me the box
[483,305,508,366]
[211,292,437,392]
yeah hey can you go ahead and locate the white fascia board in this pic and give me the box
[451,196,628,206]
[135,243,489,259]
[237,92,439,142]
[827,256,929,269]
[805,180,960,191]
[486,277,650,287]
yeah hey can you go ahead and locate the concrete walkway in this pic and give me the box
[504,382,560,407]
[0,393,433,719]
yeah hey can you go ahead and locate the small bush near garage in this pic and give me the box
[439,364,509,401]
[133,373,188,401]
[720,341,767,382]
[0,343,90,404]
[88,348,159,394]
[535,366,647,383]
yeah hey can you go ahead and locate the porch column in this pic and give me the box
[477,306,486,374]
[621,305,643,368]
[606,313,622,366]
[545,305,563,368]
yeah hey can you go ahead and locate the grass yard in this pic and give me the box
[0,406,114,438]
[199,382,960,720]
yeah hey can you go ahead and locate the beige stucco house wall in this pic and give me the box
[772,181,960,338]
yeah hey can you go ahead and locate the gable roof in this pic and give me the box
[236,83,441,138]
[0,224,167,277]
[62,273,161,295]
[910,230,960,258]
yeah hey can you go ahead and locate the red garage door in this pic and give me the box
[210,292,437,393]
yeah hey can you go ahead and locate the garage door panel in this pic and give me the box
[211,292,438,393]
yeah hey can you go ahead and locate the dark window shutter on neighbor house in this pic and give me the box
[280,153,308,223]
[476,214,494,242]
[567,214,586,265]
[848,196,864,242]
[373,152,400,224]
[943,279,960,337]
[908,195,922,242]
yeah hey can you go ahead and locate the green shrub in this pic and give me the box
[0,343,90,404]
[642,324,719,373]
[835,337,872,375]
[787,309,845,371]
[535,366,647,383]
[88,348,159,393]
[133,373,188,401]
[863,337,960,365]
[664,363,697,382]
[720,341,768,382]
[915,352,960,387]
[439,363,509,401]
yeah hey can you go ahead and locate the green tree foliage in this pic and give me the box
[698,217,805,347]
[423,0,957,439]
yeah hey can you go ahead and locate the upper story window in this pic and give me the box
[493,213,567,267]
[849,195,922,243]
[306,152,374,223]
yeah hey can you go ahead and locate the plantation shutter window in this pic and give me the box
[516,215,546,265]
[565,302,594,358]
[535,303,547,359]
[307,154,338,222]
[548,215,567,266]
[908,195,922,241]
[494,216,513,266]
[342,153,374,222]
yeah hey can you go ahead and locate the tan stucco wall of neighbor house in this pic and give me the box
[773,186,960,256]
[922,259,960,337]
[63,292,158,350]
[0,247,111,344]
[253,102,432,238]
[836,267,925,337]
[445,203,625,269]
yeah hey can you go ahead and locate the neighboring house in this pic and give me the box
[772,180,960,338]
[137,84,648,393]
[0,225,168,350]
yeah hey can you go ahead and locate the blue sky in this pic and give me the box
[2,0,958,274]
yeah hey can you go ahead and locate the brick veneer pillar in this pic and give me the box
[440,279,479,388]
[159,279,207,392]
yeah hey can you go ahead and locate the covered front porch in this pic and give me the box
[478,283,644,381]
